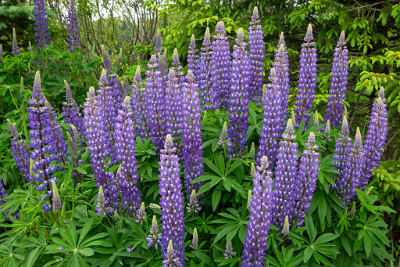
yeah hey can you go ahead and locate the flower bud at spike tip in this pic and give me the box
[282,216,290,235]
[190,228,199,250]
[313,111,319,127]
[247,190,252,210]
[52,180,62,211]
[250,162,255,177]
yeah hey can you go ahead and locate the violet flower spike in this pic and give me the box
[159,135,185,266]
[198,27,214,110]
[325,31,349,128]
[242,156,273,266]
[12,28,21,54]
[294,24,317,126]
[147,215,161,249]
[187,34,198,76]
[248,7,265,103]
[67,0,80,52]
[33,0,50,51]
[227,28,251,158]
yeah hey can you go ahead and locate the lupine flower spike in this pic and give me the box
[211,21,231,109]
[136,202,146,224]
[95,186,105,217]
[324,119,331,141]
[198,27,213,110]
[187,34,197,75]
[33,0,50,51]
[361,90,388,190]
[162,240,180,267]
[325,31,349,128]
[190,228,199,250]
[218,122,231,149]
[227,28,251,158]
[159,135,185,266]
[282,216,290,235]
[273,119,299,228]
[312,111,319,128]
[63,80,84,134]
[187,190,201,213]
[67,0,80,52]
[332,115,352,189]
[273,33,290,117]
[294,24,317,126]
[248,6,265,103]
[293,132,319,226]
[12,28,21,54]
[147,215,161,249]
[224,242,236,260]
[338,128,365,206]
[242,156,273,267]
[257,70,285,168]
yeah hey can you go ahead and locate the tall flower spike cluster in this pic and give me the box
[332,116,352,189]
[294,24,317,126]
[273,119,299,228]
[114,96,142,215]
[33,0,50,51]
[8,120,32,184]
[62,81,84,134]
[28,72,58,212]
[211,21,231,109]
[147,215,161,249]
[83,87,108,186]
[101,45,113,74]
[198,27,213,110]
[182,70,203,193]
[361,88,388,190]
[248,7,265,103]
[338,128,365,206]
[325,31,349,128]
[12,28,21,54]
[293,132,319,226]
[159,135,185,266]
[242,156,273,266]
[144,54,165,150]
[218,122,231,149]
[273,33,290,117]
[67,0,80,52]
[131,66,149,138]
[187,35,197,75]
[227,28,251,158]
[257,69,285,168]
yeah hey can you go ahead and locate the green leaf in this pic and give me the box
[212,189,221,211]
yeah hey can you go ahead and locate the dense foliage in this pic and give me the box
[0,1,400,266]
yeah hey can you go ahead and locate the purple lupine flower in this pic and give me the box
[62,80,84,134]
[217,122,231,149]
[67,0,80,52]
[182,70,203,193]
[154,30,162,53]
[0,180,11,218]
[165,49,185,145]
[294,24,317,126]
[273,119,299,228]
[83,87,108,186]
[147,215,161,249]
[312,111,319,128]
[101,45,113,74]
[338,128,365,206]
[187,190,201,213]
[114,96,142,215]
[8,119,32,184]
[144,54,166,150]
[332,116,353,189]
[126,247,133,255]
[273,33,290,117]
[131,66,149,139]
[45,100,69,165]
[227,29,251,158]
[12,28,21,54]
[27,72,58,212]
[33,0,50,51]
[51,180,62,211]
[324,119,331,141]
[198,27,213,110]
[159,135,185,266]
[293,132,319,226]
[257,69,285,168]
[187,35,198,76]
[136,202,146,224]
[211,21,231,109]
[325,31,349,128]
[224,242,236,260]
[242,156,273,266]
[248,7,265,103]
[163,240,181,267]
[361,90,388,190]
[122,76,130,97]
[158,49,169,91]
